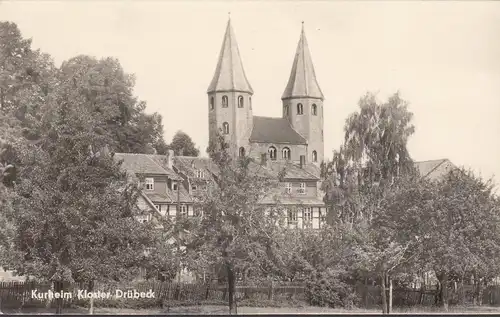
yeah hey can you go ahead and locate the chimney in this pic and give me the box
[261,153,268,166]
[300,155,306,169]
[166,149,174,169]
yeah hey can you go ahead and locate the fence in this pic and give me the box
[1,280,500,310]
[0,280,306,310]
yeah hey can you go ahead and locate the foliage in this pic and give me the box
[166,130,200,157]
[183,133,284,313]
[2,79,156,286]
[305,268,359,308]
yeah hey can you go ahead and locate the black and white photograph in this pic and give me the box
[0,0,499,315]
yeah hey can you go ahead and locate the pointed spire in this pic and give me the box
[282,22,324,100]
[207,18,253,94]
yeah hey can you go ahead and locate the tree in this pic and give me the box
[58,55,168,154]
[2,81,156,314]
[383,169,500,311]
[167,130,200,157]
[183,133,284,314]
[321,91,418,313]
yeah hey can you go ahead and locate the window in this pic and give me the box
[285,182,292,194]
[249,97,252,109]
[191,185,197,191]
[222,95,228,108]
[297,103,303,115]
[222,122,229,134]
[210,97,214,110]
[303,208,312,222]
[179,205,188,217]
[238,96,244,108]
[282,147,291,160]
[239,147,245,157]
[268,146,277,160]
[312,150,318,162]
[172,181,178,191]
[284,104,289,116]
[298,182,306,194]
[287,210,297,225]
[195,169,204,178]
[145,178,154,191]
[154,204,161,211]
[312,104,317,115]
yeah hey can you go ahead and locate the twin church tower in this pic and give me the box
[207,18,325,166]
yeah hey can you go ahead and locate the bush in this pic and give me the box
[305,269,359,309]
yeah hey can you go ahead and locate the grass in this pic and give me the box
[2,305,500,315]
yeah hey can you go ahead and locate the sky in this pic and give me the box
[1,1,499,184]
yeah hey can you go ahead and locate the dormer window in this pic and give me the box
[312,104,317,115]
[191,185,197,191]
[297,103,303,115]
[210,97,214,110]
[145,178,154,191]
[222,95,228,108]
[285,182,292,194]
[282,147,291,160]
[268,146,277,160]
[172,181,178,191]
[238,96,244,108]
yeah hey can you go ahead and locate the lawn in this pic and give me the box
[3,305,500,315]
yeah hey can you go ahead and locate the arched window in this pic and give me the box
[222,95,228,108]
[239,147,245,157]
[222,122,229,134]
[297,103,303,115]
[249,97,252,109]
[312,104,317,115]
[268,146,277,160]
[238,96,244,108]
[284,104,289,116]
[210,97,214,110]
[312,150,318,162]
[282,147,291,160]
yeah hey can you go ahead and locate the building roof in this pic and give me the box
[114,153,181,180]
[250,116,307,145]
[145,187,193,204]
[414,159,457,181]
[207,18,253,94]
[267,161,319,181]
[282,23,324,101]
[174,156,219,180]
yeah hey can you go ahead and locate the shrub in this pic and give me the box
[305,269,359,309]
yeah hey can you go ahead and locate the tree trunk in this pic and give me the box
[380,273,387,314]
[226,262,237,315]
[53,281,63,315]
[88,280,95,315]
[476,277,485,306]
[439,272,449,312]
[388,276,393,314]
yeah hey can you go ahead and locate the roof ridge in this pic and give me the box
[415,158,448,163]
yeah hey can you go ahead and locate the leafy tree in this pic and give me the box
[58,55,168,154]
[167,130,200,157]
[321,91,418,313]
[183,133,284,314]
[2,82,156,314]
[382,169,500,311]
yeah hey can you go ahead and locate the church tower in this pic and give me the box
[207,18,254,158]
[282,23,325,165]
